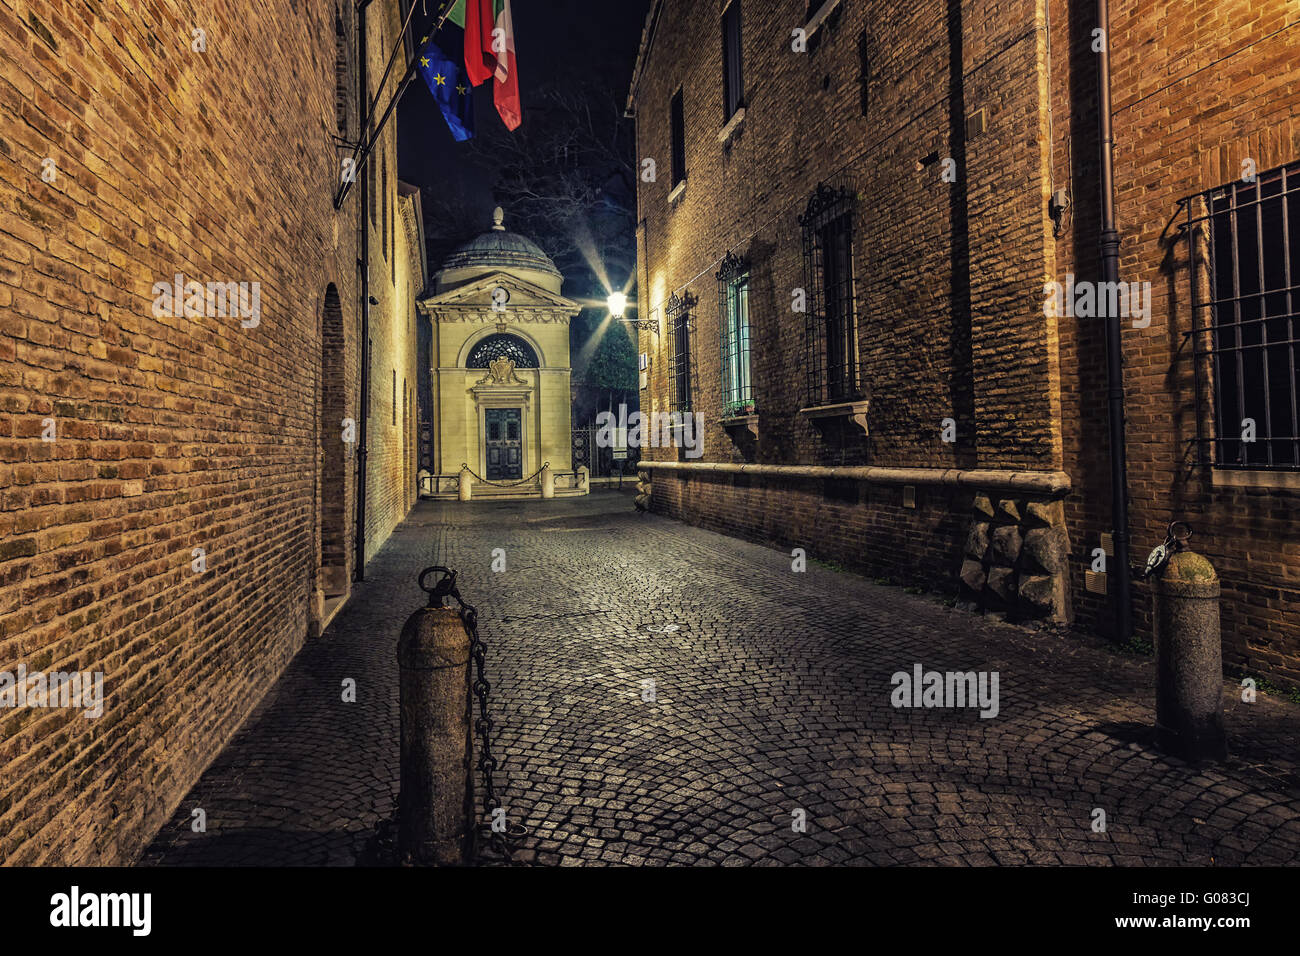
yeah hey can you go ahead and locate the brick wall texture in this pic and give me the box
[0,0,420,863]
[630,0,1299,683]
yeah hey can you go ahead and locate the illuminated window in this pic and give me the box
[716,251,753,414]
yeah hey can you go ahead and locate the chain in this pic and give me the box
[459,461,550,489]
[1138,520,1193,580]
[419,566,519,864]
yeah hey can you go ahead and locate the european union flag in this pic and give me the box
[418,41,475,142]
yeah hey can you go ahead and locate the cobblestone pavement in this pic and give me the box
[141,491,1300,866]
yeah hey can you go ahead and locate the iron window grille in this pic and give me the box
[716,251,753,415]
[722,1,744,121]
[670,88,686,188]
[666,291,696,412]
[1181,160,1299,470]
[799,182,862,406]
[466,332,540,369]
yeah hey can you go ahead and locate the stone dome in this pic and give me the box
[436,207,561,292]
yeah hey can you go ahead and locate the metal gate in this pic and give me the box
[571,424,640,480]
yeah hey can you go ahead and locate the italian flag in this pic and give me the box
[448,0,521,130]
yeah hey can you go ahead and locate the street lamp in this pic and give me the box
[608,292,657,333]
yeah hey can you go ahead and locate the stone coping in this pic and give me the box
[637,460,1072,496]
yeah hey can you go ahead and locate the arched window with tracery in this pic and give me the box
[466,333,540,369]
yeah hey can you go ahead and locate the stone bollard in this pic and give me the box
[539,462,554,499]
[1153,550,1227,762]
[576,465,590,494]
[458,465,472,502]
[397,589,474,865]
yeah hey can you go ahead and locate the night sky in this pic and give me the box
[397,0,651,240]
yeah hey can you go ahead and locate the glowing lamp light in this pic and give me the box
[607,292,629,318]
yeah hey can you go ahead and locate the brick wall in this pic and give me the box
[1051,0,1300,680]
[652,468,972,587]
[0,0,418,864]
[631,0,1300,683]
[361,3,422,561]
[634,0,1060,474]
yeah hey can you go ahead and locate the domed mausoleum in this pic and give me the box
[418,208,587,499]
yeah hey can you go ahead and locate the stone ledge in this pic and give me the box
[638,460,1072,496]
[718,107,746,145]
[798,399,869,436]
[719,413,759,441]
[1209,468,1300,493]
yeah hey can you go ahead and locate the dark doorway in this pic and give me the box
[485,408,522,481]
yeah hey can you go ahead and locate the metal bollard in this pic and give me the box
[539,462,554,499]
[397,572,474,865]
[458,465,472,502]
[1153,549,1227,762]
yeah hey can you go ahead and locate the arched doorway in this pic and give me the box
[320,284,348,598]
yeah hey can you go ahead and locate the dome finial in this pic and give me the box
[492,206,505,231]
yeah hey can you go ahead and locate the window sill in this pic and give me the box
[668,180,687,205]
[720,412,758,441]
[804,0,844,41]
[717,107,746,146]
[799,399,869,436]
[1209,468,1300,493]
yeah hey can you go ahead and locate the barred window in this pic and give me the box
[1184,161,1300,470]
[666,291,695,412]
[800,182,860,406]
[466,333,539,369]
[716,252,753,415]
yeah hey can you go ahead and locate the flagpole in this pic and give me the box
[334,0,459,210]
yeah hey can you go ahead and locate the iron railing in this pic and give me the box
[800,181,863,407]
[666,291,695,413]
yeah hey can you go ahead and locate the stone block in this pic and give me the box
[985,566,1018,605]
[964,521,991,561]
[1018,573,1065,619]
[989,524,1023,566]
[959,558,987,595]
[1020,526,1067,575]
[1024,499,1064,528]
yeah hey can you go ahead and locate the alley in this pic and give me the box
[141,491,1300,866]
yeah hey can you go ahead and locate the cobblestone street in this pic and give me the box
[141,491,1300,866]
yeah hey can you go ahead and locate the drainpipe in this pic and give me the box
[355,0,375,582]
[1097,0,1132,641]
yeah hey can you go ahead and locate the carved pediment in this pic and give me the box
[420,272,580,313]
